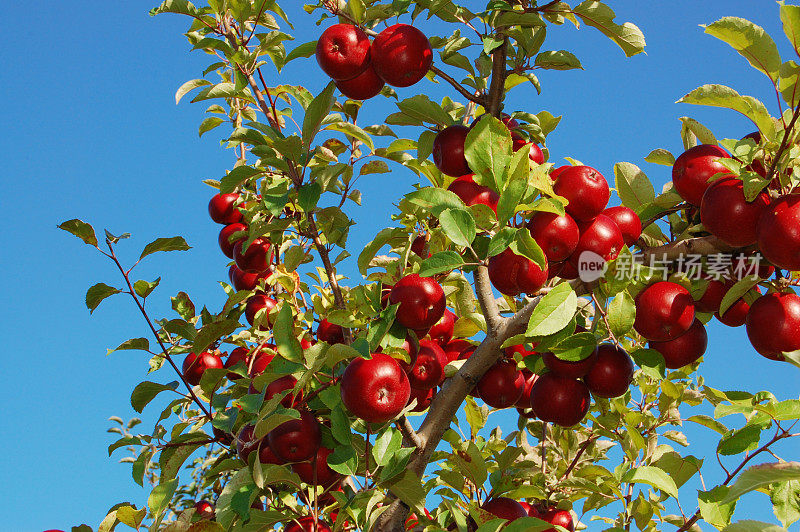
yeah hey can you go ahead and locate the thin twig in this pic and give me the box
[430,65,486,106]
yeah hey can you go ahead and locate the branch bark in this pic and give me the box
[430,65,486,106]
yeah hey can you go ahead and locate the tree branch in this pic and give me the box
[640,235,736,262]
[430,65,486,106]
[397,416,425,449]
[487,36,509,117]
[473,265,503,333]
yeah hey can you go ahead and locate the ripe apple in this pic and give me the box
[552,165,610,221]
[447,174,500,213]
[336,64,385,100]
[433,125,471,177]
[566,215,624,270]
[672,144,730,206]
[513,138,545,164]
[541,508,575,531]
[527,211,580,262]
[315,24,370,81]
[477,359,525,409]
[403,339,448,390]
[700,176,770,247]
[245,294,277,329]
[291,446,343,488]
[267,410,321,463]
[194,500,215,519]
[233,237,273,273]
[602,206,642,247]
[583,344,635,398]
[650,318,707,369]
[389,274,446,329]
[515,370,539,416]
[284,517,333,532]
[480,497,528,522]
[694,278,727,313]
[443,339,474,363]
[371,24,432,87]
[228,265,272,291]
[219,222,247,258]
[259,374,300,408]
[488,248,548,296]
[543,347,598,379]
[209,192,243,225]
[757,194,800,271]
[408,386,435,412]
[316,318,345,344]
[634,281,695,341]
[411,234,431,258]
[518,500,542,518]
[225,346,250,380]
[505,343,538,359]
[340,353,411,423]
[182,351,224,386]
[428,308,456,345]
[746,291,800,360]
[248,348,275,378]
[715,285,759,327]
[236,424,261,463]
[530,373,591,427]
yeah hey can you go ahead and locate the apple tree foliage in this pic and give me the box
[59,0,800,531]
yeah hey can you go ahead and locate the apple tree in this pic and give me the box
[59,0,800,531]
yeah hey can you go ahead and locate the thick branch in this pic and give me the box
[473,265,503,333]
[640,235,735,262]
[430,65,486,106]
[487,36,509,117]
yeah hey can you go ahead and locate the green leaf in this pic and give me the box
[678,84,777,140]
[534,50,583,70]
[526,283,577,336]
[645,148,676,166]
[326,121,375,152]
[723,462,800,504]
[372,429,403,467]
[302,82,336,146]
[719,276,759,315]
[439,208,476,248]
[718,424,762,456]
[174,78,211,104]
[419,251,465,277]
[133,278,160,298]
[497,177,528,226]
[298,182,322,213]
[607,291,636,337]
[510,227,547,270]
[614,162,655,211]
[86,283,122,314]
[699,485,737,530]
[550,332,597,362]
[147,479,178,523]
[358,227,398,275]
[573,1,646,57]
[487,227,518,258]
[686,414,729,435]
[405,187,467,217]
[328,445,358,476]
[139,236,191,259]
[621,465,679,498]
[389,95,452,127]
[273,305,303,362]
[131,381,179,413]
[772,479,800,528]
[220,165,261,193]
[464,115,512,192]
[199,116,224,137]
[704,17,781,79]
[58,219,98,247]
[680,116,718,146]
[381,470,425,512]
[115,506,146,529]
[464,396,488,438]
[193,319,239,354]
[285,40,317,64]
[722,521,788,532]
[108,338,149,355]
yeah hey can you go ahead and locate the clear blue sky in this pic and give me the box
[1,1,797,530]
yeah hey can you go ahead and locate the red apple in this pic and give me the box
[694,278,727,313]
[317,318,346,344]
[513,139,545,164]
[228,265,272,291]
[236,424,261,463]
[225,346,250,380]
[261,375,300,408]
[403,339,448,390]
[411,234,430,258]
[447,174,499,213]
[219,222,247,258]
[527,211,580,262]
[291,447,343,488]
[248,348,275,378]
[371,24,432,87]
[443,339,474,363]
[336,63,385,100]
[701,176,770,247]
[602,206,642,247]
[340,353,411,423]
[518,501,542,518]
[315,24,371,81]
[284,517,332,532]
[407,386,435,412]
[209,193,243,225]
[267,410,321,463]
[584,344,634,398]
[634,281,695,341]
[481,497,528,522]
[194,500,215,519]
[505,343,538,359]
[672,144,730,206]
[245,294,277,329]
[389,274,446,329]
[650,318,707,369]
[715,285,759,327]
[552,166,610,221]
[182,351,223,386]
[530,373,591,427]
[543,347,598,379]
[428,309,456,345]
[541,508,575,532]
[757,194,800,271]
[233,237,273,273]
[746,291,800,360]
[433,125,471,177]
[568,215,625,270]
[515,370,539,416]
[478,359,525,408]
[488,248,548,296]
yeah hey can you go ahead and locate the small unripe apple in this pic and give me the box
[634,281,695,341]
[433,125,471,177]
[371,24,432,87]
[527,211,580,262]
[583,344,634,398]
[650,318,707,369]
[317,318,345,344]
[340,353,411,423]
[336,64,385,100]
[447,174,499,213]
[219,222,247,258]
[552,166,610,221]
[672,144,730,206]
[209,193,243,225]
[530,373,591,427]
[477,359,525,409]
[291,446,342,488]
[182,351,223,386]
[488,248,548,296]
[701,176,770,247]
[267,410,321,463]
[389,274,446,329]
[602,206,642,247]
[756,193,800,271]
[233,237,273,273]
[245,294,277,329]
[746,291,800,360]
[315,24,371,81]
[543,347,598,379]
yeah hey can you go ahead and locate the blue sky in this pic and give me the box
[1,1,798,530]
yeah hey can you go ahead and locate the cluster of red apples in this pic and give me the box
[315,23,432,100]
[668,141,800,361]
